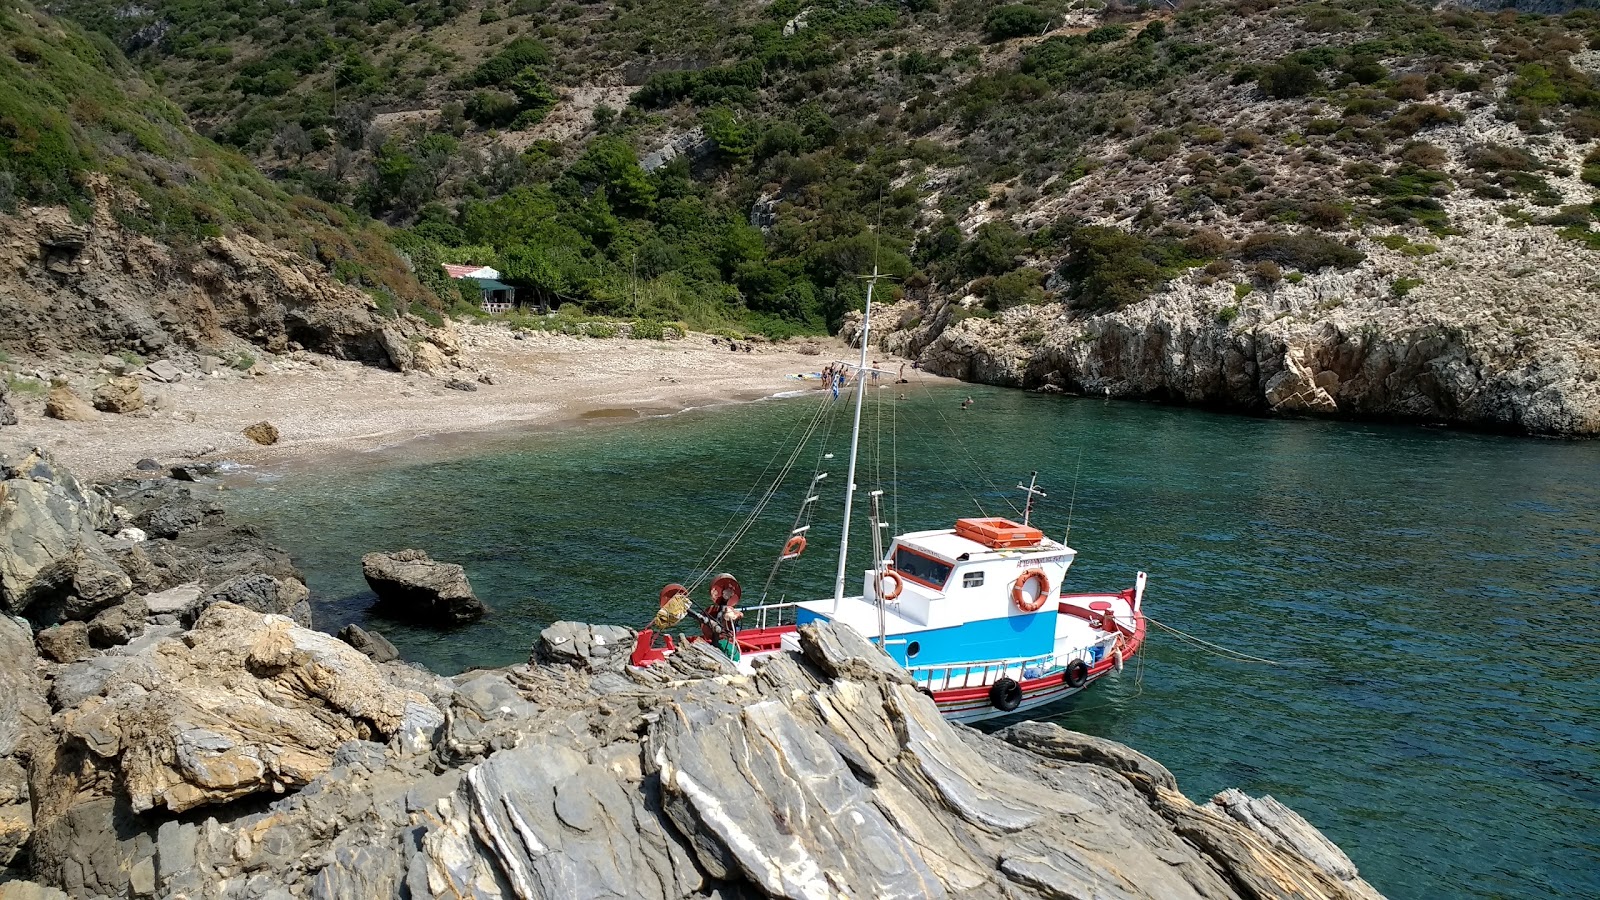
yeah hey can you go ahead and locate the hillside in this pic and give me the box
[31,0,1600,431]
[0,1,439,361]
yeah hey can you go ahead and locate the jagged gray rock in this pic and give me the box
[337,622,399,662]
[0,448,130,625]
[189,572,312,628]
[361,549,487,625]
[535,620,636,672]
[0,614,48,869]
[0,381,15,428]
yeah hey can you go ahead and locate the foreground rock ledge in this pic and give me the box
[8,613,1383,900]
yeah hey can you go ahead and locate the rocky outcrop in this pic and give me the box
[361,549,487,625]
[0,615,48,871]
[0,448,131,625]
[18,616,1383,900]
[38,603,440,816]
[0,179,433,365]
[873,224,1600,436]
[191,572,312,628]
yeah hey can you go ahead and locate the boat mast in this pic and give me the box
[833,266,878,610]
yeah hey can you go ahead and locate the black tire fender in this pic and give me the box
[989,676,1023,712]
[1065,659,1089,689]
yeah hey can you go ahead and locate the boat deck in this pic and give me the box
[797,595,924,638]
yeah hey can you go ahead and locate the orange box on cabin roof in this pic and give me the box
[954,517,1044,549]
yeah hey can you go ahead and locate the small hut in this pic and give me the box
[442,264,517,314]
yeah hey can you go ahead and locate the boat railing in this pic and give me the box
[744,600,804,631]
[908,644,1100,692]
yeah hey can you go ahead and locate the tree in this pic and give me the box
[272,123,312,163]
[702,108,756,164]
[569,138,655,214]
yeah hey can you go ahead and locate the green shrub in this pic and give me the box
[984,267,1047,310]
[985,5,1050,42]
[1260,59,1322,99]
[1391,276,1423,298]
[1235,232,1366,271]
[1217,304,1240,323]
[1057,227,1185,312]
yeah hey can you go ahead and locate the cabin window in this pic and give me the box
[906,641,921,659]
[894,547,952,588]
[962,571,985,588]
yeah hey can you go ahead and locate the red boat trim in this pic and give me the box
[927,608,1146,707]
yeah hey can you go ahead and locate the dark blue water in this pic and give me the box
[222,383,1600,900]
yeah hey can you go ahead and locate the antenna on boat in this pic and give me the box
[833,264,893,611]
[1017,471,1047,527]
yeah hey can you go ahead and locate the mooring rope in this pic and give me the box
[1143,615,1286,665]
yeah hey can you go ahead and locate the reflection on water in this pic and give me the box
[223,384,1600,900]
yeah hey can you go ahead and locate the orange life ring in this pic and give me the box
[876,569,904,600]
[1012,569,1049,613]
[783,534,807,558]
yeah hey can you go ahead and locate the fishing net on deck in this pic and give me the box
[652,590,692,630]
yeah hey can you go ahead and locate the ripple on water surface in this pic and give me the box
[221,384,1600,900]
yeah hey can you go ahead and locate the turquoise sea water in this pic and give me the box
[222,382,1600,900]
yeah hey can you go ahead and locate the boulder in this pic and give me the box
[443,377,478,392]
[378,327,413,373]
[0,615,48,869]
[142,583,203,624]
[46,602,440,815]
[90,378,143,414]
[189,573,311,628]
[242,421,280,445]
[42,386,95,422]
[412,341,450,373]
[136,492,223,539]
[138,360,183,383]
[35,621,92,663]
[85,594,148,648]
[360,550,486,625]
[535,621,636,673]
[337,623,399,663]
[133,458,161,472]
[0,448,130,624]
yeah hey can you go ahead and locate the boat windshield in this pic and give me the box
[894,546,952,589]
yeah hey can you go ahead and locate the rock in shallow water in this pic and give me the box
[337,623,399,662]
[361,549,487,625]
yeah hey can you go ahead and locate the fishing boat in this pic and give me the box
[629,271,1147,724]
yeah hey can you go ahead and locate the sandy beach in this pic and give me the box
[2,324,917,480]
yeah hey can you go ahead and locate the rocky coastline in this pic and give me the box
[0,446,1387,899]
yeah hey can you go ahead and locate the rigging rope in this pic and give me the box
[688,393,833,594]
